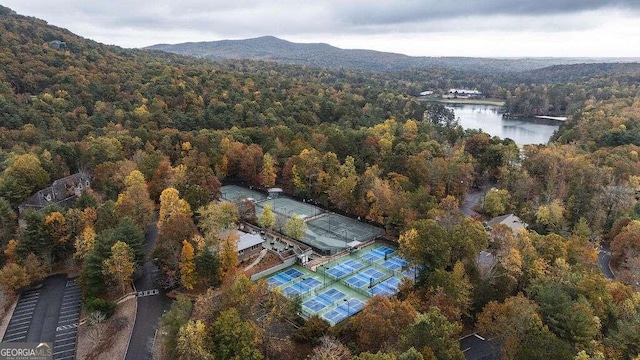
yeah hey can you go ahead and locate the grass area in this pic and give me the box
[419,97,506,106]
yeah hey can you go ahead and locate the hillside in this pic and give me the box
[2,6,640,360]
[516,62,640,83]
[147,36,640,74]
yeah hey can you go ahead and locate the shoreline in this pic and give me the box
[418,97,506,106]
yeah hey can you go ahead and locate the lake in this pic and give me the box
[447,104,561,145]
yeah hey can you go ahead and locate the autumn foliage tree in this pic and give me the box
[158,187,192,230]
[0,262,30,294]
[284,214,307,240]
[180,240,197,291]
[258,204,276,229]
[352,296,417,353]
[102,241,135,295]
[115,170,154,229]
[260,153,278,188]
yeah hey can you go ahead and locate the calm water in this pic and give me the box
[447,104,560,145]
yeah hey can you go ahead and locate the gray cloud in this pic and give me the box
[337,0,639,26]
[3,0,640,55]
[9,0,639,34]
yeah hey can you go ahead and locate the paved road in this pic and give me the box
[2,275,81,360]
[125,223,172,360]
[598,248,615,279]
[461,190,484,218]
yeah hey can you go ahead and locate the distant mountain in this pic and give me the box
[146,36,640,74]
[518,62,640,83]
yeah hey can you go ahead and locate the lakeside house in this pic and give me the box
[444,89,482,99]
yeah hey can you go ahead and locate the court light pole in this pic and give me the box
[343,298,350,316]
[298,276,307,295]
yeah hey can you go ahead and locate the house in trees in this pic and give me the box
[19,172,91,214]
[486,213,528,234]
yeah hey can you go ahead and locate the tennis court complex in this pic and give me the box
[221,185,267,202]
[220,185,384,254]
[256,197,323,219]
[263,243,413,325]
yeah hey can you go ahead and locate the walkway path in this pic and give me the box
[244,249,268,272]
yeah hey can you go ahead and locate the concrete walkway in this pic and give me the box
[244,249,268,272]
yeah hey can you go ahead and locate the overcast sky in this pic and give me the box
[4,0,640,57]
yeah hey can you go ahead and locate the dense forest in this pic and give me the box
[0,5,639,360]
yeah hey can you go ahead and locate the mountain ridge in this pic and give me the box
[145,36,640,74]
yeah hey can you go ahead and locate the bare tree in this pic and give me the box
[309,336,351,360]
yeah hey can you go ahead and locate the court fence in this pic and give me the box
[250,257,297,281]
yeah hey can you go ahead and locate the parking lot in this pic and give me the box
[53,280,82,360]
[1,275,82,360]
[2,288,40,342]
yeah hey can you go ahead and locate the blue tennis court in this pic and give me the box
[402,267,418,280]
[360,246,396,262]
[282,277,322,296]
[368,277,402,297]
[345,268,386,288]
[381,257,408,271]
[326,260,364,279]
[267,268,304,287]
[302,288,346,313]
[322,299,365,324]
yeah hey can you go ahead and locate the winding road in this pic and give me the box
[597,247,615,280]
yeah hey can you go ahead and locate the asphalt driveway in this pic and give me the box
[125,222,172,360]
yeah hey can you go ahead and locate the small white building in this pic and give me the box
[219,229,265,262]
[444,89,482,99]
